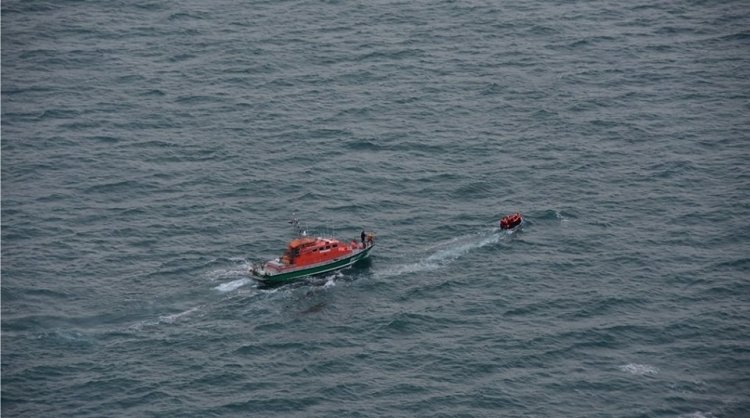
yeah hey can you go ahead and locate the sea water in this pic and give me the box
[3,0,749,416]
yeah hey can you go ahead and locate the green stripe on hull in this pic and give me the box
[254,246,373,284]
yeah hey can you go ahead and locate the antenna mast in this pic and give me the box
[289,214,305,236]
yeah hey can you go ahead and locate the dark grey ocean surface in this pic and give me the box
[2,0,750,416]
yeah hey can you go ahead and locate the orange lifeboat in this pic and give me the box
[500,212,523,230]
[251,228,375,285]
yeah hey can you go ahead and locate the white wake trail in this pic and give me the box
[375,228,503,278]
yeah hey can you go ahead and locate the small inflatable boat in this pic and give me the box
[500,212,523,230]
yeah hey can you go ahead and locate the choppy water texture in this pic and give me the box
[3,0,750,416]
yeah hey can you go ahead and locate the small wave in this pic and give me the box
[619,363,658,376]
[158,306,200,324]
[679,412,715,418]
[537,209,569,223]
[34,329,93,347]
[298,272,343,289]
[323,279,336,289]
[215,278,252,293]
[205,260,252,282]
[554,210,569,223]
[129,306,201,330]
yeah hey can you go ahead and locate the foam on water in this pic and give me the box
[619,363,659,376]
[128,306,202,331]
[374,260,442,278]
[679,412,716,418]
[425,229,502,263]
[214,278,252,293]
[205,259,253,282]
[377,227,507,278]
[322,272,342,288]
[158,306,201,324]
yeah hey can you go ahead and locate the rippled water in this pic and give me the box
[3,0,749,416]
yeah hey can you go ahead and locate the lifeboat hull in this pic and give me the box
[252,244,373,284]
